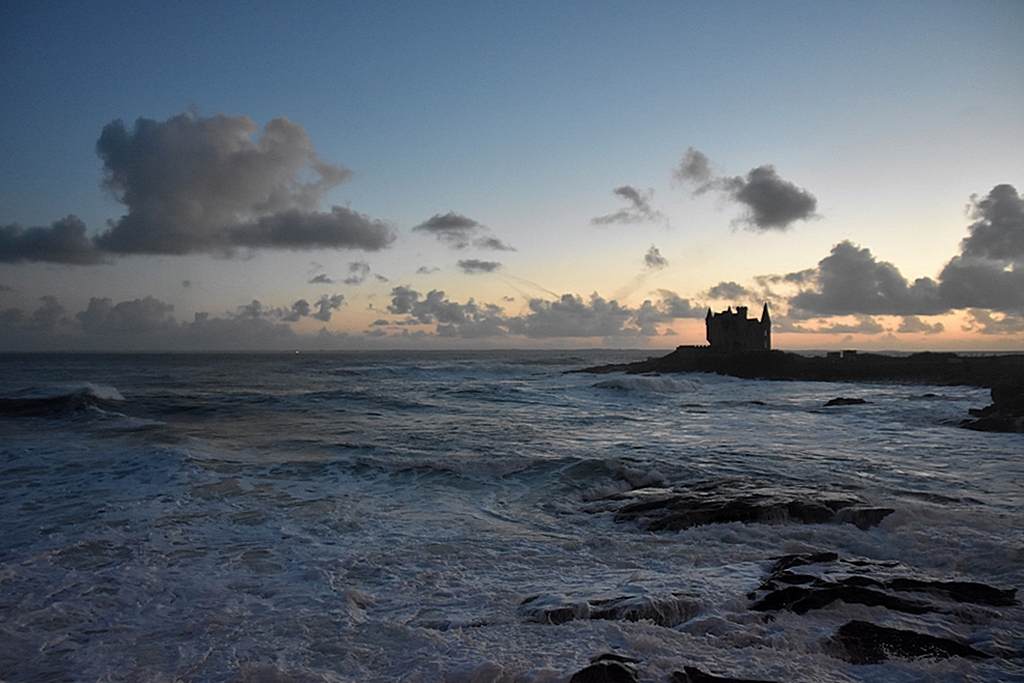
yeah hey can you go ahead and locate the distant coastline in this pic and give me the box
[577,346,1024,389]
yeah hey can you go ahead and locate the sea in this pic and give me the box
[0,350,1022,683]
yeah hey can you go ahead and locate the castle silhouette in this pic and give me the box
[706,304,771,353]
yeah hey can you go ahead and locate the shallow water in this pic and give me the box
[1,351,1022,682]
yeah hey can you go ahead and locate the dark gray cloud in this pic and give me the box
[775,315,885,335]
[706,281,753,301]
[457,259,501,274]
[0,216,105,264]
[412,212,482,247]
[309,273,335,284]
[674,148,818,231]
[505,294,636,339]
[385,285,506,337]
[964,310,1024,335]
[416,265,441,275]
[938,184,1024,314]
[343,261,371,285]
[77,296,176,335]
[591,186,663,225]
[673,147,714,186]
[897,316,945,334]
[312,294,345,322]
[91,112,393,255]
[655,290,708,319]
[787,241,946,318]
[0,293,366,351]
[938,256,1024,312]
[411,211,514,251]
[958,184,1024,261]
[473,237,516,251]
[644,245,668,270]
[2,113,394,263]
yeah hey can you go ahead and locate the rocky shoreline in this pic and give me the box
[577,347,1024,433]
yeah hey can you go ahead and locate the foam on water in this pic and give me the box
[0,352,1022,682]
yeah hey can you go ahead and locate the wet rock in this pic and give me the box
[606,479,890,531]
[833,506,895,530]
[962,381,1024,433]
[671,666,778,683]
[568,655,637,683]
[824,397,868,406]
[750,552,1018,616]
[751,583,932,615]
[518,593,701,627]
[832,620,992,663]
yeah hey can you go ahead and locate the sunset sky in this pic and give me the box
[2,1,1023,351]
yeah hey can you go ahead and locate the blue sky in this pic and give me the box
[2,1,1023,350]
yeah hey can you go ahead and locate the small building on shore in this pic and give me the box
[706,304,771,353]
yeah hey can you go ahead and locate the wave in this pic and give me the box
[593,375,702,394]
[0,383,125,418]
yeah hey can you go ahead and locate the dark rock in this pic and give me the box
[605,479,889,531]
[832,620,992,664]
[518,593,701,628]
[671,665,778,683]
[569,660,637,683]
[750,552,1018,617]
[751,584,932,615]
[576,347,1024,389]
[824,397,869,406]
[886,578,1018,607]
[833,506,895,530]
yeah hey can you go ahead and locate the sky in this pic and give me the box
[2,0,1023,352]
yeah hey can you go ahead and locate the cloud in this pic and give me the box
[416,265,441,275]
[505,293,636,339]
[412,212,482,247]
[897,316,945,334]
[963,309,1024,335]
[309,273,335,284]
[457,259,501,274]
[385,285,506,337]
[91,112,394,255]
[0,216,105,264]
[937,256,1024,312]
[776,315,886,335]
[343,261,371,285]
[674,147,818,231]
[958,184,1024,261]
[706,281,753,301]
[787,241,947,318]
[655,290,708,319]
[77,296,176,335]
[591,186,664,225]
[644,245,668,269]
[673,147,715,186]
[411,211,514,251]
[473,237,516,251]
[937,184,1024,314]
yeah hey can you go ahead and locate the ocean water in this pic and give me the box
[0,350,1022,683]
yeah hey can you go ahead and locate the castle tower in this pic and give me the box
[705,303,771,353]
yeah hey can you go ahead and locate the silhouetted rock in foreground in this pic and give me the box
[962,381,1024,433]
[599,479,893,531]
[671,666,779,683]
[569,655,638,683]
[832,620,992,664]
